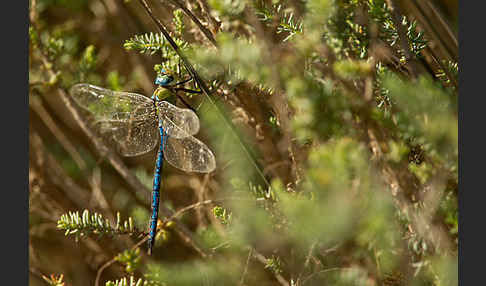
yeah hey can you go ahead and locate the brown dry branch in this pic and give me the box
[30,95,87,171]
[396,0,458,90]
[253,249,290,286]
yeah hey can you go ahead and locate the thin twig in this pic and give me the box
[253,250,290,286]
[295,241,317,285]
[29,0,37,23]
[29,267,45,282]
[29,81,46,88]
[30,95,87,170]
[90,167,115,222]
[164,0,218,47]
[31,132,114,260]
[194,0,221,34]
[95,257,118,286]
[425,0,457,51]
[301,267,354,285]
[95,234,150,286]
[168,199,216,221]
[30,131,90,208]
[194,174,210,228]
[239,247,253,286]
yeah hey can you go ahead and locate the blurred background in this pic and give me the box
[29,0,458,285]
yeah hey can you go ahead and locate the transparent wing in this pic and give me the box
[70,84,159,156]
[95,119,159,156]
[158,101,200,138]
[163,135,216,173]
[70,84,155,121]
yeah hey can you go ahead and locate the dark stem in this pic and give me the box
[164,0,218,47]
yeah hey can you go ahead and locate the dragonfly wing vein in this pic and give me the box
[70,84,159,156]
[70,84,155,121]
[95,119,159,156]
[158,101,200,138]
[163,135,216,173]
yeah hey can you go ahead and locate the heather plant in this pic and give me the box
[29,0,458,285]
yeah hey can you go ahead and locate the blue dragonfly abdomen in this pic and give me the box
[148,126,167,255]
[69,73,215,255]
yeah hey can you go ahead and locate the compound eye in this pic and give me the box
[155,74,174,86]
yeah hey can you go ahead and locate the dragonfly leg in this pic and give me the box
[173,77,194,86]
[174,87,203,94]
[175,93,197,113]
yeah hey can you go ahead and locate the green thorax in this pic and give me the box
[153,86,173,101]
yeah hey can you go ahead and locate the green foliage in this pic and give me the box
[208,0,246,17]
[42,274,65,286]
[440,190,458,235]
[333,59,373,79]
[172,9,185,37]
[78,45,97,82]
[368,0,427,58]
[124,10,190,74]
[306,0,333,28]
[324,0,368,59]
[386,140,410,163]
[124,32,168,55]
[105,276,159,286]
[196,226,226,249]
[255,3,304,42]
[57,210,140,240]
[264,255,283,275]
[192,32,268,85]
[115,248,142,274]
[406,19,427,57]
[436,60,458,86]
[79,45,97,73]
[324,0,427,60]
[30,0,458,285]
[154,222,173,248]
[213,206,232,225]
[383,74,458,168]
[146,259,242,285]
[106,71,126,91]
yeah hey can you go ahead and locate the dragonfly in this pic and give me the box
[69,69,216,255]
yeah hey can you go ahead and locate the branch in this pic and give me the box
[164,0,218,47]
[385,0,420,77]
[30,96,87,170]
[95,256,117,286]
[253,249,290,286]
[239,247,253,286]
[295,241,317,285]
[301,267,354,285]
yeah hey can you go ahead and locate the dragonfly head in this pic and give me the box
[155,69,174,87]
